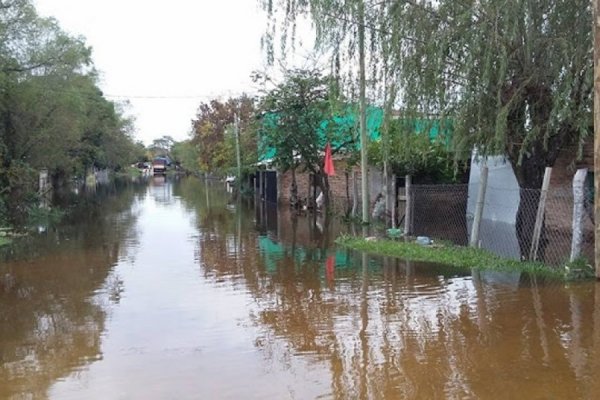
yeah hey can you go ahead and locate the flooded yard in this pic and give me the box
[1,177,600,399]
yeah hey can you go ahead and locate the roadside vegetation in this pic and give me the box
[190,95,257,178]
[0,1,146,229]
[261,0,592,262]
[0,233,11,247]
[336,235,591,280]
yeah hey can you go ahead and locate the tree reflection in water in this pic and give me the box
[3,178,600,399]
[186,179,600,400]
[0,180,145,399]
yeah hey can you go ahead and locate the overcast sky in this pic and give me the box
[34,0,310,145]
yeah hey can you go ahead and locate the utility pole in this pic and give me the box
[358,0,369,225]
[595,0,600,278]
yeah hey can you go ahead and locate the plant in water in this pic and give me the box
[563,257,594,280]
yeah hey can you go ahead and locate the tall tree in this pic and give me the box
[393,0,592,258]
[191,95,256,174]
[261,0,383,222]
[262,0,593,258]
[171,140,200,173]
[0,0,139,224]
[257,69,352,209]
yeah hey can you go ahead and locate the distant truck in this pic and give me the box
[152,158,168,175]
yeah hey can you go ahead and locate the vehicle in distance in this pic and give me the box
[152,157,168,175]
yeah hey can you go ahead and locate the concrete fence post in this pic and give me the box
[470,165,489,247]
[529,167,553,261]
[571,168,588,262]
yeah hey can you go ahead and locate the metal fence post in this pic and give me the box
[470,165,489,247]
[571,168,588,262]
[529,167,553,261]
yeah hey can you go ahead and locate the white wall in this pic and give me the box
[467,151,521,259]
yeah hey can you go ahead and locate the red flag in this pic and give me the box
[326,255,335,282]
[324,142,336,176]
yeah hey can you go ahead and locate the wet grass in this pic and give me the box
[336,235,567,279]
[0,227,12,247]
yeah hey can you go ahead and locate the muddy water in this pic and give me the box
[1,177,600,399]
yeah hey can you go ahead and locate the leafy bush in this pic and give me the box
[368,119,461,183]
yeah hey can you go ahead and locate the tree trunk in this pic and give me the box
[504,80,560,262]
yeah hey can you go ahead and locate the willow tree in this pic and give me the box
[388,0,592,259]
[261,0,390,223]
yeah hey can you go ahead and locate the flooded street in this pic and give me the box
[2,177,600,399]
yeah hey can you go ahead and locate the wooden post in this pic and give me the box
[529,167,552,261]
[470,165,489,247]
[594,0,600,278]
[571,168,588,262]
[404,175,413,236]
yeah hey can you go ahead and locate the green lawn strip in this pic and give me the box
[0,235,11,247]
[336,236,564,279]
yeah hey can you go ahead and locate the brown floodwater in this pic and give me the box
[1,177,600,399]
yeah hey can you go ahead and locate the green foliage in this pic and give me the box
[396,0,592,188]
[0,0,140,226]
[148,135,176,159]
[257,68,343,175]
[26,206,64,228]
[191,95,256,174]
[171,140,200,173]
[368,119,458,183]
[262,0,592,190]
[563,257,595,281]
[336,236,565,279]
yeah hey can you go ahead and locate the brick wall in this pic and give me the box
[277,159,385,214]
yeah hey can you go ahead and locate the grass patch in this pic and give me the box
[0,235,11,247]
[336,235,565,279]
[26,207,64,227]
[115,167,143,179]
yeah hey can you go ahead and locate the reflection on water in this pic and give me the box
[1,177,600,399]
[0,180,146,400]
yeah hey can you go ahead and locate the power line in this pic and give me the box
[104,92,256,100]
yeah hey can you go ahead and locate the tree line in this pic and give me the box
[0,0,144,226]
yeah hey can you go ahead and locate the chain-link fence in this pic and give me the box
[389,183,595,267]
